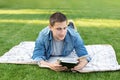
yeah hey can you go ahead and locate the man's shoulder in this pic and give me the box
[67,27,79,37]
[40,26,50,35]
[37,27,51,41]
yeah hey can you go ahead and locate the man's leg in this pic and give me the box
[68,20,77,30]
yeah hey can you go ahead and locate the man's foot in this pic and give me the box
[68,20,77,30]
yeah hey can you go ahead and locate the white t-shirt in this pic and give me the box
[51,39,64,56]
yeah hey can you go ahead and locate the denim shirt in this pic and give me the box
[32,26,90,62]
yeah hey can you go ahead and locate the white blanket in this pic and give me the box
[0,41,120,72]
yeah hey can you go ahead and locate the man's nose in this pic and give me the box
[60,29,66,34]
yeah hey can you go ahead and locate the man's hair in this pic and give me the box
[49,12,67,26]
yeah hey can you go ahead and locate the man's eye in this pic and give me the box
[64,27,67,30]
[56,27,67,30]
[56,28,62,30]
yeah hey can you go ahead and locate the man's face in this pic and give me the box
[50,21,67,41]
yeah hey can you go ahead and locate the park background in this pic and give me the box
[0,0,120,80]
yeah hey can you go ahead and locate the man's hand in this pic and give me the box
[40,61,68,71]
[71,57,88,71]
[49,62,68,71]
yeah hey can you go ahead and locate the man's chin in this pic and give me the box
[57,37,65,41]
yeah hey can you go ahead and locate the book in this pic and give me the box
[58,59,79,69]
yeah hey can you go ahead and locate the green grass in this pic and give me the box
[0,0,120,80]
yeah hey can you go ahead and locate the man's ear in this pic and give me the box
[49,24,53,30]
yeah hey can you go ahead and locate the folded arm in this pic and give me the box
[38,60,68,71]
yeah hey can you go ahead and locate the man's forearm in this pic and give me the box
[38,60,51,67]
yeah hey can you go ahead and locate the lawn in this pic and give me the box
[0,0,120,80]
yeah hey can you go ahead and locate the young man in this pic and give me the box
[32,12,90,71]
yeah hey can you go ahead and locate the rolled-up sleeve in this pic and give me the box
[74,32,91,62]
[32,33,46,62]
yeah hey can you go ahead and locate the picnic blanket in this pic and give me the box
[0,41,120,72]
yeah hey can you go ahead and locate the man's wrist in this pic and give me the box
[78,55,91,62]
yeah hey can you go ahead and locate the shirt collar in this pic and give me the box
[48,30,69,43]
[49,30,53,40]
[64,31,70,43]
